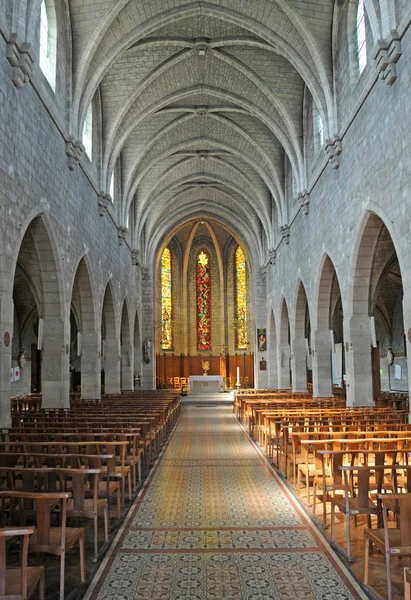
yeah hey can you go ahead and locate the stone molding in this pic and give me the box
[98,192,111,216]
[141,267,149,280]
[324,136,342,169]
[6,34,34,89]
[298,190,310,215]
[267,248,276,266]
[280,225,290,244]
[66,137,85,171]
[372,30,402,86]
[131,249,140,266]
[117,226,128,245]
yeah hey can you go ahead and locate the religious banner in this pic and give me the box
[257,328,267,352]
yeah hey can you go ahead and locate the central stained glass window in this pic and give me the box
[236,246,248,349]
[161,247,172,350]
[197,249,211,350]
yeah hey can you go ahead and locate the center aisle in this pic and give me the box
[85,405,367,600]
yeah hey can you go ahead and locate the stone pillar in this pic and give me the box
[0,288,13,427]
[104,334,120,394]
[253,269,268,389]
[344,315,373,407]
[312,327,333,397]
[42,317,70,408]
[402,288,411,422]
[141,268,155,389]
[81,330,101,399]
[277,343,291,389]
[121,342,134,390]
[291,337,308,392]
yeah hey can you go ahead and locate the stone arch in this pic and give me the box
[312,254,343,398]
[75,3,332,141]
[69,256,100,399]
[278,297,291,389]
[345,211,407,404]
[11,214,68,411]
[101,281,120,394]
[291,280,311,392]
[120,298,133,390]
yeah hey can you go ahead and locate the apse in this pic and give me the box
[154,219,255,390]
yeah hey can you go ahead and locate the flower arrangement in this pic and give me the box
[202,360,210,375]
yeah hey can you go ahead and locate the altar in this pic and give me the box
[188,375,224,393]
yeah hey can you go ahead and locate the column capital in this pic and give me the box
[66,137,85,171]
[6,34,34,89]
[372,30,401,86]
[280,224,290,244]
[298,190,310,215]
[267,248,276,265]
[324,136,342,169]
[97,192,111,216]
[117,226,128,245]
[131,248,140,266]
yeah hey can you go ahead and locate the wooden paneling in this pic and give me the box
[156,353,254,388]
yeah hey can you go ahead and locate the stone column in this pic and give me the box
[0,287,13,427]
[104,334,120,394]
[344,315,373,406]
[121,342,134,390]
[81,330,101,399]
[402,287,411,422]
[253,269,268,389]
[312,327,333,397]
[42,317,70,408]
[141,268,156,389]
[277,342,291,389]
[291,337,308,392]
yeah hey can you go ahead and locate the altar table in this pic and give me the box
[188,375,224,393]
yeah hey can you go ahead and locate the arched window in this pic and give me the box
[82,103,93,160]
[197,249,211,351]
[109,172,114,201]
[356,0,367,74]
[161,248,172,350]
[315,110,324,148]
[235,246,248,349]
[39,0,56,90]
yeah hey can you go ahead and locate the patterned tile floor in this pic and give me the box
[85,406,369,600]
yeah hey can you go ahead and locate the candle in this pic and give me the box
[236,367,240,383]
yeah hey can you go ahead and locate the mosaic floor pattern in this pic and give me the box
[85,406,368,600]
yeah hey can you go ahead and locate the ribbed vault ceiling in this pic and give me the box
[70,0,337,263]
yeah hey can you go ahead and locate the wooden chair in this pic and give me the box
[99,442,131,507]
[0,526,45,600]
[405,567,411,600]
[0,491,85,600]
[313,450,348,525]
[63,468,109,562]
[364,492,411,600]
[180,377,187,388]
[173,377,180,389]
[330,465,386,561]
[87,454,121,519]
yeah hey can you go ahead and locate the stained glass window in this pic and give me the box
[236,246,248,349]
[161,247,172,350]
[197,249,211,350]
